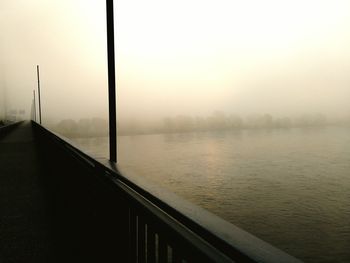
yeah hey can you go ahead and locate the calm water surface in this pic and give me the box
[74,127,350,262]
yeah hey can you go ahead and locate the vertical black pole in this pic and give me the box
[33,90,37,122]
[36,65,42,124]
[106,0,117,162]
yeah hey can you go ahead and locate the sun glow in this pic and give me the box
[116,0,350,60]
[113,0,350,118]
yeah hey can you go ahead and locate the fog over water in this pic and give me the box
[1,1,350,262]
[1,0,350,127]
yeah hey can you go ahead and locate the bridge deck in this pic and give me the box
[0,122,51,262]
[0,122,302,263]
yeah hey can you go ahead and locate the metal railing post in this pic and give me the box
[106,0,117,162]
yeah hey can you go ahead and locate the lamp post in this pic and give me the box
[106,0,117,163]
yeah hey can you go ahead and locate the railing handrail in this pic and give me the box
[32,121,302,263]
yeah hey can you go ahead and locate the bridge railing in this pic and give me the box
[32,121,302,263]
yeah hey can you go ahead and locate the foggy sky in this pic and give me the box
[1,0,350,124]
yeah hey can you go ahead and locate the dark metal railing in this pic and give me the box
[32,121,302,263]
[120,179,232,263]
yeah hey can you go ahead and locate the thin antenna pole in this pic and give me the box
[4,83,7,120]
[36,65,42,124]
[33,90,37,122]
[31,99,34,121]
[106,0,117,162]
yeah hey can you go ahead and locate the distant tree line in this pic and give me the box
[53,117,108,138]
[119,112,350,135]
[160,112,331,133]
[52,112,350,138]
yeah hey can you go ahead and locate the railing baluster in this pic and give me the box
[156,233,159,263]
[168,246,172,263]
[129,208,137,263]
[159,236,168,262]
[147,225,156,263]
[172,247,182,263]
[138,216,146,263]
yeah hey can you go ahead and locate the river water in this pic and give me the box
[73,126,350,262]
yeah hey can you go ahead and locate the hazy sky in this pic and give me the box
[1,0,350,122]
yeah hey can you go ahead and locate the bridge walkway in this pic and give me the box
[0,122,51,262]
